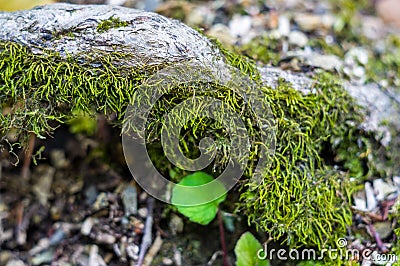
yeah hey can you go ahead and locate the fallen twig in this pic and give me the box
[137,196,155,266]
[15,202,40,245]
[367,223,388,252]
[380,196,397,220]
[143,233,163,266]
[21,132,36,179]
[173,244,182,266]
[207,251,223,266]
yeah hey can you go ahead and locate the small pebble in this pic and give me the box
[32,250,55,265]
[49,229,65,245]
[81,217,95,236]
[353,197,367,211]
[121,185,138,216]
[373,179,398,201]
[0,251,12,265]
[278,15,290,36]
[207,23,234,46]
[6,259,25,266]
[288,31,309,47]
[138,207,148,218]
[85,185,98,205]
[113,243,122,257]
[106,0,126,5]
[345,47,369,65]
[162,257,174,265]
[131,217,145,230]
[362,16,386,40]
[379,79,389,88]
[32,165,55,206]
[321,14,336,29]
[365,182,377,210]
[229,15,252,37]
[50,149,69,169]
[93,192,109,210]
[294,13,322,32]
[306,54,342,71]
[29,238,50,256]
[126,244,139,260]
[95,233,116,244]
[169,214,184,235]
[139,192,148,202]
[89,245,107,266]
[185,6,215,27]
[376,0,400,28]
[352,66,366,79]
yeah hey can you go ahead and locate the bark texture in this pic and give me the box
[0,3,222,68]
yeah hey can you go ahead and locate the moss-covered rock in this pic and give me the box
[0,3,397,257]
[0,40,359,251]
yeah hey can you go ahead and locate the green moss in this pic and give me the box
[211,38,261,82]
[365,34,400,86]
[97,15,129,33]
[308,38,345,58]
[330,0,374,43]
[67,109,97,136]
[0,38,370,254]
[52,29,76,40]
[391,203,400,264]
[238,73,364,249]
[238,34,282,65]
[0,41,157,140]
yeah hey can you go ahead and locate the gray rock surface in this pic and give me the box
[261,66,400,147]
[0,3,222,68]
[345,83,400,146]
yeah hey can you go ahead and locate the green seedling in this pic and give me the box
[234,232,269,266]
[171,171,227,225]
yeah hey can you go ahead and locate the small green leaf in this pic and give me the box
[171,172,226,225]
[235,232,269,266]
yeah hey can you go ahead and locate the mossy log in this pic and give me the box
[0,3,399,251]
[0,3,398,144]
